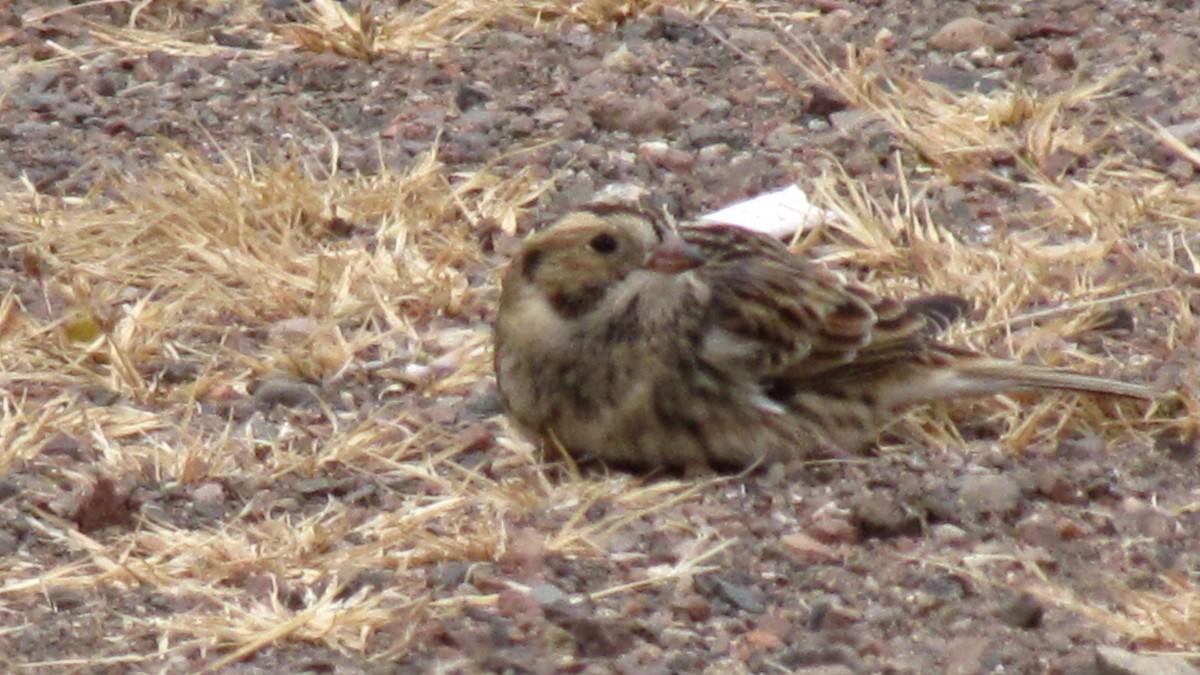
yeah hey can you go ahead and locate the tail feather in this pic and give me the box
[949,360,1157,400]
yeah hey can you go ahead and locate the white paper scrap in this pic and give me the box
[698,185,837,239]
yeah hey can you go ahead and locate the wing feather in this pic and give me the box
[683,225,944,381]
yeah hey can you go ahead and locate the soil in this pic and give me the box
[1,1,1198,673]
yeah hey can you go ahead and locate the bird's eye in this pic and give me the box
[590,233,619,255]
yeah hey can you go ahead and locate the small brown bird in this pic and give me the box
[493,204,1155,471]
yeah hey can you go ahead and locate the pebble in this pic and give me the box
[638,141,694,171]
[529,583,568,607]
[997,592,1044,630]
[763,123,806,151]
[252,379,321,410]
[779,531,839,564]
[930,523,968,545]
[851,493,920,538]
[808,513,860,544]
[727,27,778,51]
[1095,646,1200,675]
[930,17,1014,53]
[588,92,674,134]
[794,666,856,675]
[602,44,641,73]
[958,473,1023,517]
[696,576,766,614]
[190,482,225,505]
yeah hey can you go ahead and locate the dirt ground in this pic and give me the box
[1,1,1199,673]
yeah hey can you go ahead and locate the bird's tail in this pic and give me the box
[940,359,1157,400]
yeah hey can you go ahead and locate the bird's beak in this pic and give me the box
[644,234,705,274]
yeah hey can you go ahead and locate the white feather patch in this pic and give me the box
[751,392,787,415]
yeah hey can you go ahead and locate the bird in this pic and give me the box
[493,202,1157,472]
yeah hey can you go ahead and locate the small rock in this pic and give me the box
[495,587,540,622]
[958,473,1023,517]
[696,143,731,164]
[1014,510,1061,548]
[458,109,500,131]
[806,118,831,132]
[997,592,1044,630]
[794,666,856,675]
[696,576,766,614]
[763,123,806,151]
[930,17,1014,53]
[81,385,122,406]
[685,123,748,149]
[72,477,135,533]
[430,561,469,590]
[1154,34,1198,72]
[252,379,321,410]
[1048,43,1077,70]
[529,583,568,607]
[602,44,641,73]
[41,434,82,459]
[944,636,991,675]
[267,316,318,343]
[841,146,882,177]
[1167,159,1196,183]
[1114,497,1175,539]
[454,83,491,111]
[704,96,732,116]
[967,46,996,67]
[544,603,633,659]
[742,628,783,650]
[1095,645,1200,675]
[1033,466,1083,503]
[336,568,393,600]
[47,588,88,611]
[994,51,1022,68]
[638,141,694,171]
[190,482,225,505]
[806,84,854,117]
[920,65,1007,93]
[923,575,966,602]
[930,523,968,545]
[874,27,897,51]
[157,361,201,384]
[533,106,571,125]
[588,92,674,134]
[727,27,778,50]
[851,493,920,538]
[293,477,354,496]
[779,531,838,563]
[658,626,696,650]
[809,513,860,544]
[828,109,873,132]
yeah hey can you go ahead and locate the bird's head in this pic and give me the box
[505,206,703,319]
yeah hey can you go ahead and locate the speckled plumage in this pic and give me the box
[493,205,1154,471]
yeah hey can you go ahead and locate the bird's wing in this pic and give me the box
[683,225,949,381]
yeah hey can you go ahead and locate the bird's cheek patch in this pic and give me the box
[521,249,544,281]
[549,285,609,319]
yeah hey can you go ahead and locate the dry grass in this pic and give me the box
[0,140,727,665]
[1,0,1198,668]
[273,0,692,60]
[31,0,728,63]
[783,37,1199,649]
